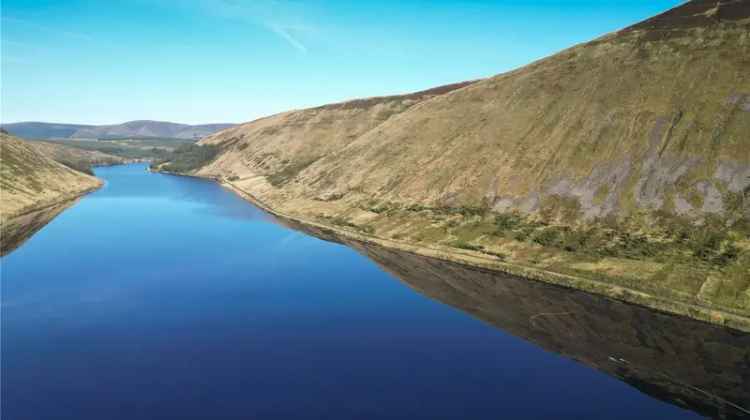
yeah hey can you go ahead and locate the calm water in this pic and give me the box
[1,164,740,419]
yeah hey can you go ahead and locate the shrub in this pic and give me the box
[450,241,484,251]
[158,144,221,173]
[532,227,565,247]
[494,213,522,230]
[406,204,427,212]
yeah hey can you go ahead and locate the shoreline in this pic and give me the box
[3,161,150,221]
[2,183,102,221]
[154,168,750,333]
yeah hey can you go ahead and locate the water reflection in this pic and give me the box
[150,170,272,221]
[0,201,76,256]
[279,219,750,420]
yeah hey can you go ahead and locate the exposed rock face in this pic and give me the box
[0,133,101,220]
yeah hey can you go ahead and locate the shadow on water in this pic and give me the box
[277,217,750,420]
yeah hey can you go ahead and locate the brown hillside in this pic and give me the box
[199,0,749,221]
[0,133,102,219]
[29,140,127,175]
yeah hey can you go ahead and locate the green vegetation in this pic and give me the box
[153,144,221,173]
[386,204,746,270]
[494,213,523,230]
[57,160,95,176]
[353,200,745,277]
[450,240,484,252]
[34,138,194,161]
[320,215,374,234]
[340,195,749,312]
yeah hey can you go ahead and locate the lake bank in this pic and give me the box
[160,169,750,333]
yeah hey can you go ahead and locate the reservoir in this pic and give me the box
[2,163,748,419]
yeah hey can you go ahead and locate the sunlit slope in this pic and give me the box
[197,81,475,183]
[184,1,750,320]
[304,0,750,218]
[29,140,127,175]
[0,133,101,219]
[201,0,749,221]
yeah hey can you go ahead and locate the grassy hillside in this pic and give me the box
[36,138,195,161]
[169,1,749,322]
[28,140,128,175]
[70,120,234,140]
[198,80,475,182]
[0,133,102,219]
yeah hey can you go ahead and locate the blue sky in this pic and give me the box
[1,0,681,125]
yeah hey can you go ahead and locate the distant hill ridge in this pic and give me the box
[1,120,235,140]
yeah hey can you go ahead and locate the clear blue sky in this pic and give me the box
[1,0,681,125]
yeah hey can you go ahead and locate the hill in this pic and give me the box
[0,133,102,219]
[0,122,92,139]
[1,120,235,140]
[163,1,750,326]
[28,140,128,175]
[70,120,235,140]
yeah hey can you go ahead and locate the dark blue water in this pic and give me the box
[1,164,701,419]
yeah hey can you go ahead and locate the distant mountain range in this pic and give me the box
[0,120,235,140]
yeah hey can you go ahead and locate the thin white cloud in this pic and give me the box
[188,0,316,54]
[269,24,308,53]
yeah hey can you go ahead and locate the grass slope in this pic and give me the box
[0,133,102,219]
[28,140,128,175]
